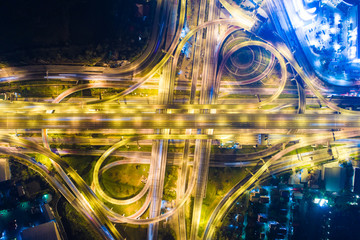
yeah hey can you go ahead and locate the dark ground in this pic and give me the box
[0,0,154,65]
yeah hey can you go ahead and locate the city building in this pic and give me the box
[41,204,55,222]
[353,167,360,194]
[21,221,62,240]
[324,166,346,192]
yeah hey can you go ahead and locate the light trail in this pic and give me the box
[202,130,360,239]
[0,112,359,129]
[2,2,360,240]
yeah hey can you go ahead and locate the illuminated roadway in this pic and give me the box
[2,1,360,240]
[0,112,358,129]
[202,129,360,239]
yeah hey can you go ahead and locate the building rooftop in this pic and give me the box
[325,166,346,192]
[21,221,61,240]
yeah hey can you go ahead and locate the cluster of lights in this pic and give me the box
[314,198,328,207]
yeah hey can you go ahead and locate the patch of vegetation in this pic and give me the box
[18,85,74,98]
[5,160,54,206]
[215,195,248,240]
[186,197,194,239]
[105,194,148,217]
[163,166,178,201]
[285,145,326,156]
[9,160,37,182]
[120,224,148,240]
[132,88,159,96]
[62,155,98,185]
[198,167,254,237]
[258,104,278,110]
[278,93,298,98]
[34,154,53,171]
[158,225,176,240]
[57,198,102,240]
[101,164,149,199]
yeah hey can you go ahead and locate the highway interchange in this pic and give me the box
[2,0,360,239]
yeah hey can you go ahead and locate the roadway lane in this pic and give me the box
[202,129,360,239]
[0,112,359,129]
